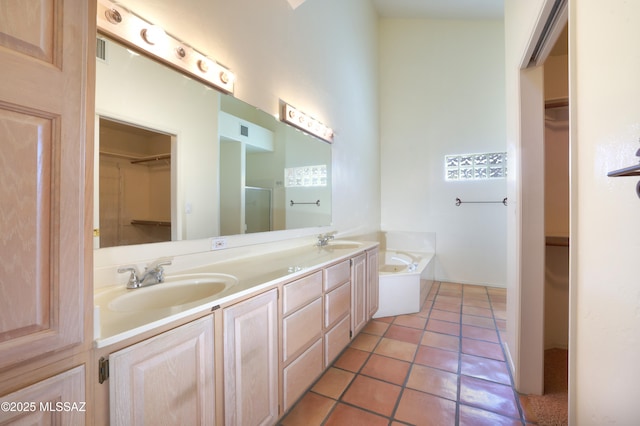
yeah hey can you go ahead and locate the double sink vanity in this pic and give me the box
[90,1,378,423]
[93,236,380,425]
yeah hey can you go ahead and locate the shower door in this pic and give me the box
[245,186,272,233]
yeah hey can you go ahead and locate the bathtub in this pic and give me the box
[373,250,435,318]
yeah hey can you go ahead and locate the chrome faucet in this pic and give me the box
[117,258,173,289]
[317,232,336,246]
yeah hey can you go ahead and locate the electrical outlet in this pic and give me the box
[211,237,227,250]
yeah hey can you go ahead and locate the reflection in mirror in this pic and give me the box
[95,36,332,249]
[99,118,172,247]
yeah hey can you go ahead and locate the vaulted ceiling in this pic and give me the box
[287,0,504,19]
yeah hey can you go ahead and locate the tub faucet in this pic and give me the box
[317,232,336,246]
[391,256,417,272]
[117,258,173,289]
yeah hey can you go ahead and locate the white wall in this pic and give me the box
[570,1,640,422]
[379,19,506,287]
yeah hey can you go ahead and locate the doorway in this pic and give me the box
[98,117,173,247]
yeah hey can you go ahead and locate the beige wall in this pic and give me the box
[507,0,640,421]
[570,1,640,422]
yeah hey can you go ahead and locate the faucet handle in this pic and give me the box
[147,258,173,271]
[117,265,138,275]
[117,265,140,288]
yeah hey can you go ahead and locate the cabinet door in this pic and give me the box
[351,254,367,336]
[109,316,215,426]
[0,0,91,370]
[224,289,278,426]
[0,366,85,425]
[366,248,380,319]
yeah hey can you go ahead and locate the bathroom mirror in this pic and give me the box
[95,35,332,248]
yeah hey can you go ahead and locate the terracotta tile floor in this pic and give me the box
[280,282,534,425]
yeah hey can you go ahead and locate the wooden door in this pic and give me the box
[109,316,215,426]
[224,289,278,426]
[0,0,92,370]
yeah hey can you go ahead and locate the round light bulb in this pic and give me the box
[140,25,166,45]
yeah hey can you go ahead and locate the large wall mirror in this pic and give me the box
[95,35,332,248]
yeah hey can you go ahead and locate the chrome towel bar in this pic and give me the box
[290,200,321,207]
[455,197,507,206]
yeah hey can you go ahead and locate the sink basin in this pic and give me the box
[106,273,238,312]
[322,240,363,250]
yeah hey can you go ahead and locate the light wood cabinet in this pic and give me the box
[283,298,323,363]
[322,258,352,367]
[0,0,92,373]
[351,253,368,336]
[0,366,86,425]
[366,247,380,318]
[324,314,351,367]
[0,1,93,420]
[282,339,323,411]
[108,316,215,426]
[281,273,323,412]
[224,289,278,426]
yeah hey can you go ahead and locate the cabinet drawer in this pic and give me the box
[283,271,323,315]
[324,282,350,329]
[324,315,351,367]
[283,298,322,363]
[283,339,323,412]
[324,260,350,291]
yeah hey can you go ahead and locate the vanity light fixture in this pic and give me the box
[140,25,166,46]
[280,101,334,143]
[96,0,235,94]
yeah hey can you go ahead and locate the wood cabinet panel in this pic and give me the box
[282,298,322,363]
[224,289,278,426]
[0,365,86,425]
[0,0,57,63]
[351,254,367,336]
[324,282,350,329]
[323,260,350,292]
[282,271,322,316]
[324,315,351,367]
[367,248,380,318]
[282,339,323,412]
[0,0,90,371]
[109,316,215,426]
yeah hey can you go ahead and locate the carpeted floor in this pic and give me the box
[522,348,568,425]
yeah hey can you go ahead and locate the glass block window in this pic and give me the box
[284,164,328,187]
[445,152,507,181]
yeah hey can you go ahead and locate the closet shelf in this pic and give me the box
[131,219,171,227]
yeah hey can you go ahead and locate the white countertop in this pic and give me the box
[94,240,378,348]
